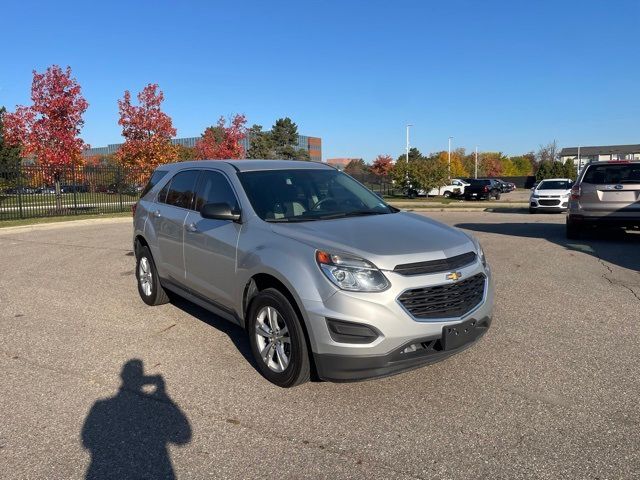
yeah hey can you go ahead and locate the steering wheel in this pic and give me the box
[311,197,338,211]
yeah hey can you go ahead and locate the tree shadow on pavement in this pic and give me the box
[455,220,640,272]
[81,359,192,480]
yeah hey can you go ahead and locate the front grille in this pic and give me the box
[393,251,477,276]
[539,199,560,206]
[398,273,486,319]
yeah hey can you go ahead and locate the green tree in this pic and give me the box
[510,153,534,176]
[246,124,273,159]
[562,160,577,180]
[0,106,22,170]
[269,117,309,160]
[344,158,368,177]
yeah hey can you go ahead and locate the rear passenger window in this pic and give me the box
[194,171,239,212]
[162,170,200,209]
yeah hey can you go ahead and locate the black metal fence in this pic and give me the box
[0,164,153,221]
[348,172,396,196]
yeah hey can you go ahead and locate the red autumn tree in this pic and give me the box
[195,114,247,160]
[4,65,89,170]
[116,84,177,170]
[371,154,394,178]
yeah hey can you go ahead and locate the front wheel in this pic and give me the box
[248,288,311,387]
[529,207,536,214]
[443,191,451,198]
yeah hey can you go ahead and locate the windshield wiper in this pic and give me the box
[317,210,388,220]
[265,217,322,223]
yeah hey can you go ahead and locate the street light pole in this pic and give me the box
[577,145,581,173]
[448,136,453,181]
[406,124,412,164]
[475,146,478,179]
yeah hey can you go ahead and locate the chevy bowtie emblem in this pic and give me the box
[446,271,462,281]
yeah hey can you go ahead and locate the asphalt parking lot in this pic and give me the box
[0,212,638,479]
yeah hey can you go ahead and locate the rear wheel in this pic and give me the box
[136,246,170,306]
[248,288,310,387]
[566,218,581,240]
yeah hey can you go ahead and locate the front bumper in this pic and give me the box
[530,197,569,210]
[300,260,494,381]
[314,316,491,381]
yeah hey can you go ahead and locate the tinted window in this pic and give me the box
[162,170,200,209]
[238,169,393,221]
[582,164,640,184]
[467,179,490,186]
[194,170,239,212]
[140,170,168,198]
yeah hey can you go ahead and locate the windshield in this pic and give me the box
[237,169,395,222]
[538,180,572,190]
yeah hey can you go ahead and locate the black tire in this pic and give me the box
[494,191,501,200]
[247,288,310,388]
[443,191,451,198]
[529,207,536,214]
[464,195,471,201]
[136,246,170,306]
[566,218,581,240]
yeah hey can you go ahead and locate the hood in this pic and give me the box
[269,212,475,271]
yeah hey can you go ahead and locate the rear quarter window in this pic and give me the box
[140,170,168,198]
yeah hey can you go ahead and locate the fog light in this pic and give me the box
[401,344,418,354]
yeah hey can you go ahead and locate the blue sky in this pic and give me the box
[2,0,639,161]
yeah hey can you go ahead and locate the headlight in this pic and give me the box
[532,192,539,198]
[316,250,390,292]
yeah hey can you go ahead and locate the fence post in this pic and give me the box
[118,165,124,212]
[16,166,24,220]
[72,165,78,215]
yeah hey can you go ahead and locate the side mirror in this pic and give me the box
[201,202,241,222]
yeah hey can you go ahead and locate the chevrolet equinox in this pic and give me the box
[133,160,494,387]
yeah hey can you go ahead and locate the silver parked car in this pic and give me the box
[133,160,494,387]
[567,160,640,239]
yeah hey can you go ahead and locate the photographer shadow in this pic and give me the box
[81,359,191,480]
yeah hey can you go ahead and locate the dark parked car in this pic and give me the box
[462,179,502,200]
[494,179,515,193]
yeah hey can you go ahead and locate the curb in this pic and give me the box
[0,216,132,234]
[403,207,529,213]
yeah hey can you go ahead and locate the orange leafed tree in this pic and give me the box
[116,84,177,170]
[4,65,89,171]
[371,154,394,178]
[194,114,247,160]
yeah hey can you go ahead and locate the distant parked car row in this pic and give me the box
[403,178,515,200]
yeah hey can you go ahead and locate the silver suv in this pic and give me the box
[133,160,494,387]
[567,161,640,239]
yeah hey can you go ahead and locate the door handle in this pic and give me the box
[185,222,198,233]
[152,210,161,218]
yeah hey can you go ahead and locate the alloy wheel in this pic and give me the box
[254,306,291,372]
[138,257,153,296]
